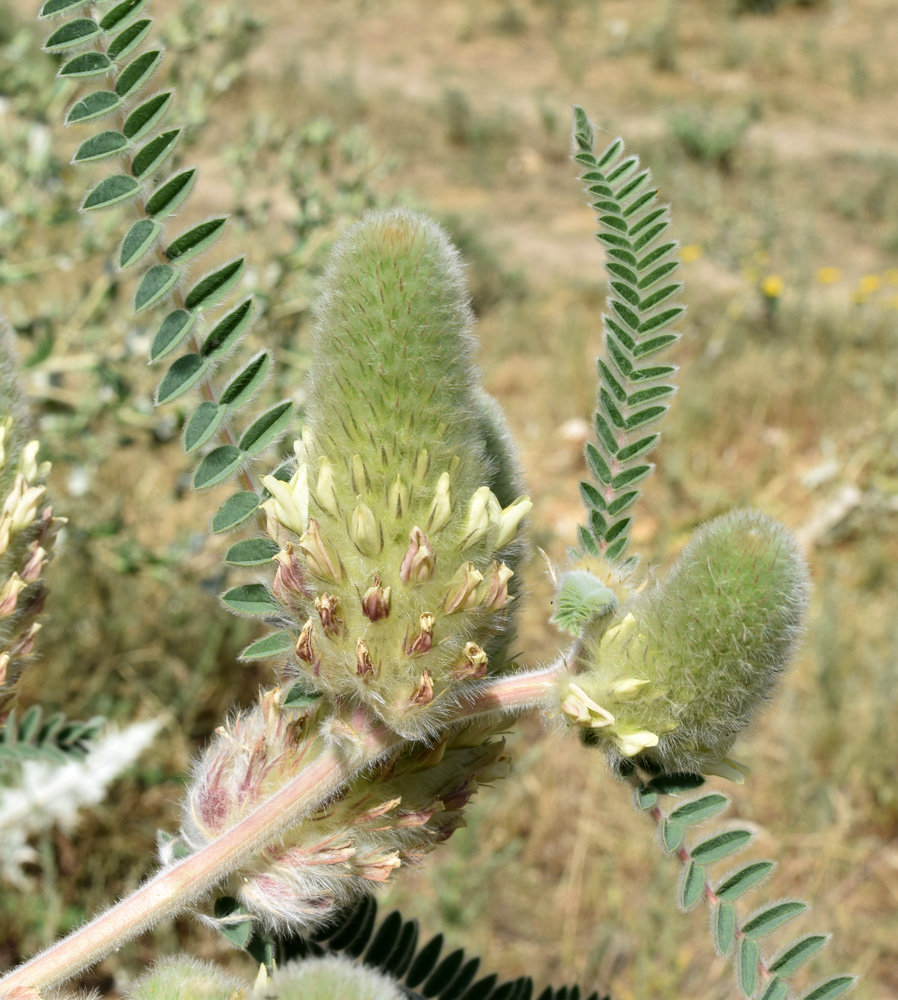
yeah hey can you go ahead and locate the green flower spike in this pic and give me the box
[559,509,810,775]
[262,209,531,739]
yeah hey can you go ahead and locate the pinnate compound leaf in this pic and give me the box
[224,538,279,567]
[122,91,172,142]
[156,354,208,404]
[212,491,262,533]
[184,401,226,453]
[115,48,162,99]
[44,17,100,50]
[195,446,245,490]
[239,401,294,455]
[742,901,807,940]
[800,976,856,1000]
[680,861,705,910]
[150,309,195,361]
[770,935,829,976]
[145,168,196,219]
[201,297,254,358]
[738,937,759,998]
[134,263,179,312]
[73,130,128,163]
[166,216,228,263]
[120,219,161,269]
[40,0,89,17]
[220,352,269,408]
[66,90,121,125]
[221,583,279,616]
[690,829,752,865]
[99,0,148,33]
[184,257,245,312]
[669,793,729,827]
[131,128,181,179]
[81,174,141,211]
[648,773,706,795]
[241,630,294,660]
[715,861,776,902]
[59,51,112,77]
[107,17,151,60]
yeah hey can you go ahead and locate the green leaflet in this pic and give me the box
[238,401,293,455]
[107,17,152,61]
[131,129,181,180]
[224,538,279,567]
[144,168,196,218]
[800,976,856,1000]
[195,446,246,489]
[220,352,269,408]
[742,901,807,940]
[201,297,254,358]
[134,264,179,312]
[73,130,129,163]
[769,935,829,976]
[40,0,89,17]
[114,48,162,99]
[690,828,752,864]
[715,861,776,902]
[44,17,100,51]
[738,937,759,997]
[156,354,209,404]
[668,793,729,827]
[81,175,141,211]
[66,90,122,125]
[122,91,173,142]
[99,0,149,33]
[212,492,262,533]
[119,219,162,269]
[150,309,195,361]
[59,51,112,78]
[183,257,245,312]
[221,583,280,616]
[680,860,705,910]
[166,217,229,264]
[240,630,294,660]
[184,401,226,453]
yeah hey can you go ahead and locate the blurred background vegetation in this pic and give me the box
[1,0,896,997]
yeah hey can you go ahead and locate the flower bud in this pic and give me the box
[426,471,452,533]
[405,612,435,656]
[299,518,343,582]
[443,561,483,613]
[361,578,391,621]
[350,501,382,556]
[315,456,339,516]
[387,474,409,518]
[254,955,404,1000]
[480,561,514,610]
[494,496,533,550]
[261,465,309,538]
[128,957,244,1000]
[460,486,500,550]
[399,526,434,585]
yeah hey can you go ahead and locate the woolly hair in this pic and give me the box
[255,954,404,1000]
[124,956,245,1000]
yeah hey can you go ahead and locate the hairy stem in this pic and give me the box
[0,661,564,995]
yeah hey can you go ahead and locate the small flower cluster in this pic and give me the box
[0,327,65,720]
[176,687,507,931]
[256,211,531,739]
[557,510,809,777]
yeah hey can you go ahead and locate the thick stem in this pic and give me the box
[0,659,566,996]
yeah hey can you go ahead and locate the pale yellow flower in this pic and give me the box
[815,266,841,285]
